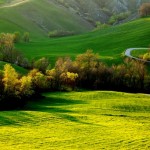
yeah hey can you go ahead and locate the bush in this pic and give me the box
[13,32,21,43]
[23,32,30,42]
[33,57,50,73]
[94,21,109,31]
[48,30,74,38]
[108,12,130,25]
[139,3,150,17]
[143,53,150,61]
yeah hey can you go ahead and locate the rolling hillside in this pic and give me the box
[0,0,93,38]
[0,91,150,149]
[15,17,150,65]
[0,0,150,39]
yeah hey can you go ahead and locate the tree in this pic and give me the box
[13,32,21,43]
[23,32,30,42]
[33,57,50,73]
[28,69,48,92]
[19,76,33,97]
[0,70,4,98]
[139,3,150,17]
[2,64,19,97]
[60,72,78,90]
[74,50,100,88]
[0,33,14,61]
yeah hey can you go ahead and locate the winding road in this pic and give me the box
[125,48,150,63]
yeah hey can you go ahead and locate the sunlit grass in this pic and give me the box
[131,49,150,58]
[0,91,150,149]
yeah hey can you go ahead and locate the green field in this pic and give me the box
[15,17,150,66]
[0,91,150,149]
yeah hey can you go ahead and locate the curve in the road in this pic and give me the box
[125,48,150,63]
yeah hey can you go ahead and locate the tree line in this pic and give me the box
[0,50,150,110]
[1,33,150,110]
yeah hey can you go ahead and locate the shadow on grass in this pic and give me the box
[0,94,96,126]
[25,96,97,125]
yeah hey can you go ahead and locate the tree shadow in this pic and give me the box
[0,94,98,126]
[24,96,96,125]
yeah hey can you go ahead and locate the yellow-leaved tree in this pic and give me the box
[3,64,19,97]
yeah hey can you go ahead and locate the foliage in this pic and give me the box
[13,31,21,43]
[108,12,131,25]
[143,52,150,61]
[23,32,30,42]
[3,64,19,96]
[1,48,150,110]
[48,30,74,38]
[139,3,150,17]
[28,69,48,92]
[33,57,50,73]
[0,64,33,110]
[94,21,110,31]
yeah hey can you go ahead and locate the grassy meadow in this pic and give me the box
[0,91,150,149]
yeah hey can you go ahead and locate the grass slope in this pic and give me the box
[0,91,150,149]
[0,61,28,74]
[0,0,92,39]
[15,17,150,66]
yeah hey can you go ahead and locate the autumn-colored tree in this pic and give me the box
[123,58,146,91]
[2,64,19,97]
[139,3,150,17]
[0,33,14,61]
[13,32,21,43]
[60,72,78,90]
[33,57,50,73]
[75,50,100,88]
[0,33,14,51]
[28,69,48,92]
[19,76,33,97]
[23,32,30,42]
[111,64,127,90]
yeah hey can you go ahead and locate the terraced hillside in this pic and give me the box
[16,17,150,65]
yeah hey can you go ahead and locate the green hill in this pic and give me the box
[0,0,92,39]
[16,17,150,66]
[0,91,149,149]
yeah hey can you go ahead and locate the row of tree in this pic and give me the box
[1,32,150,110]
[1,50,150,110]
